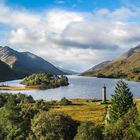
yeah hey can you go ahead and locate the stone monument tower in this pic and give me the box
[102,84,107,103]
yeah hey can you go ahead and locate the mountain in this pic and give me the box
[81,45,140,81]
[57,67,79,75]
[0,46,65,77]
[86,61,111,72]
[0,60,19,82]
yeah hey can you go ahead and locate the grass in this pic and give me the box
[50,99,107,124]
[49,98,140,124]
[0,84,54,90]
[0,85,41,90]
[135,99,140,114]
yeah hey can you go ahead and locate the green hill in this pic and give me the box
[82,45,140,82]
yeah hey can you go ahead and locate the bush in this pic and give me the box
[132,67,140,73]
[74,122,104,140]
[105,105,138,140]
[31,112,79,140]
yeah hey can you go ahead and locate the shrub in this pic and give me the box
[74,122,104,140]
[105,104,138,140]
[132,67,140,73]
[31,112,79,140]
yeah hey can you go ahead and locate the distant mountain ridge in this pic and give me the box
[86,61,111,72]
[57,67,79,75]
[0,46,65,78]
[82,45,140,82]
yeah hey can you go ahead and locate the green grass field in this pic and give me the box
[50,99,107,124]
[49,98,140,124]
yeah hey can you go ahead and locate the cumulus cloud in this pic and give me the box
[0,2,140,71]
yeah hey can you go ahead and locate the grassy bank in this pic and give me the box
[0,85,44,90]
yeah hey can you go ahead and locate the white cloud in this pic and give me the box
[46,10,84,33]
[0,2,140,71]
[55,0,65,4]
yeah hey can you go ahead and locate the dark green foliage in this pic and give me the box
[108,80,134,123]
[21,72,69,89]
[0,93,34,107]
[0,94,7,107]
[0,93,37,139]
[17,93,34,102]
[97,73,127,79]
[0,95,26,139]
[105,105,138,140]
[108,72,127,79]
[31,112,79,140]
[97,73,105,78]
[132,67,140,73]
[105,81,140,140]
[127,108,140,139]
[0,93,80,139]
[34,99,50,111]
[74,122,104,140]
[60,97,72,105]
[0,126,4,139]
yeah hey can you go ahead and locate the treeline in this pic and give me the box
[97,72,140,82]
[0,93,103,140]
[21,72,69,89]
[0,80,140,139]
[0,93,99,140]
[0,93,75,139]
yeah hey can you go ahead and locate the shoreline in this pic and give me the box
[0,85,41,90]
[81,75,140,82]
[0,83,69,91]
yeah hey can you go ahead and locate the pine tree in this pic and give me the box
[108,80,134,123]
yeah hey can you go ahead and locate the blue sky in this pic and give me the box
[0,0,140,71]
[5,0,140,12]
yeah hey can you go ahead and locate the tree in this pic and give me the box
[127,105,140,139]
[105,105,138,140]
[108,80,134,123]
[21,72,69,88]
[0,126,4,139]
[0,95,26,139]
[31,112,79,140]
[74,122,104,140]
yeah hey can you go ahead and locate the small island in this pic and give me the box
[0,73,69,90]
[21,72,69,89]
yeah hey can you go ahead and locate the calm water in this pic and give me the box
[0,75,140,101]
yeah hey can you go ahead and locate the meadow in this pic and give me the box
[50,98,140,124]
